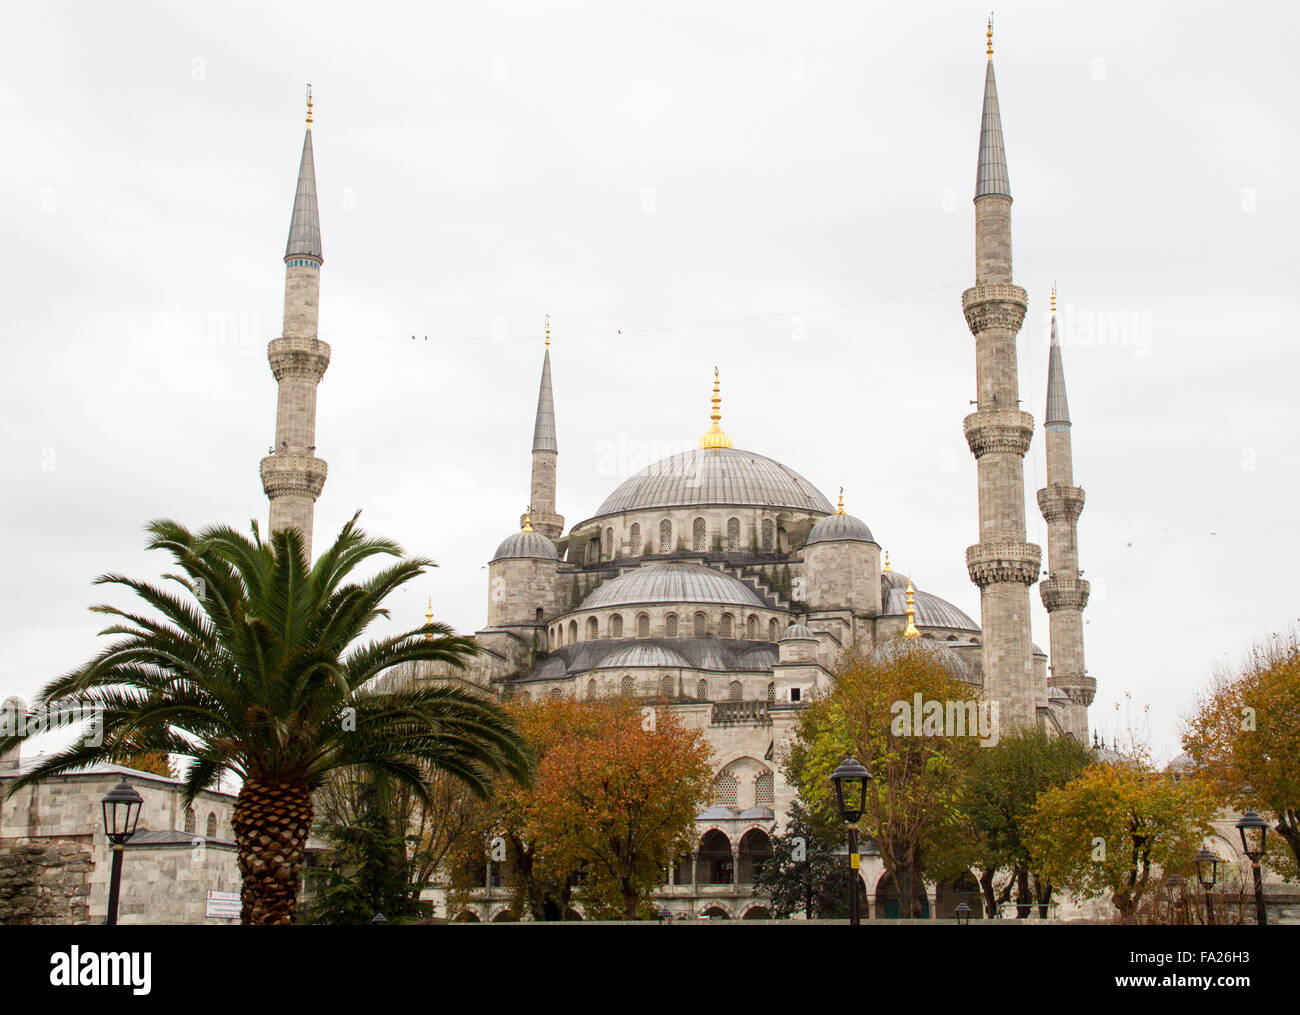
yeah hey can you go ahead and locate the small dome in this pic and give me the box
[780,623,816,641]
[806,512,875,546]
[492,530,558,562]
[597,644,693,669]
[580,563,766,610]
[870,637,976,683]
[881,582,979,631]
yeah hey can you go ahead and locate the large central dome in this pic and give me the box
[594,447,834,517]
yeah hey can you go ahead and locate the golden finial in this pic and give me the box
[697,367,734,450]
[306,84,313,128]
[522,508,534,533]
[423,597,434,641]
[836,488,845,515]
[545,313,550,350]
[1050,284,1057,316]
[903,579,920,638]
[883,550,892,573]
[986,15,994,60]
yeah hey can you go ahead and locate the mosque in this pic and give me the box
[258,24,1095,919]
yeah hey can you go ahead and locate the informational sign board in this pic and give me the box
[205,890,241,920]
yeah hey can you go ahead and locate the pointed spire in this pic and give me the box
[532,321,557,453]
[423,597,434,640]
[1045,285,1071,426]
[522,508,534,533]
[698,367,734,450]
[836,487,846,515]
[903,580,920,638]
[975,22,1011,200]
[285,92,323,262]
[883,550,892,573]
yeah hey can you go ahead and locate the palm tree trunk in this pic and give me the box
[233,778,314,925]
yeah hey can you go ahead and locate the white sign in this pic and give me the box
[205,890,240,920]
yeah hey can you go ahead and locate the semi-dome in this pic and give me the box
[780,623,817,641]
[871,637,976,682]
[492,529,558,562]
[881,580,978,631]
[597,644,693,669]
[580,562,767,610]
[806,512,875,546]
[591,447,834,518]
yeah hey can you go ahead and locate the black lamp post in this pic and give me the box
[1193,848,1219,926]
[829,756,871,927]
[1165,874,1185,924]
[954,902,972,926]
[1235,810,1269,926]
[657,905,673,925]
[100,779,143,926]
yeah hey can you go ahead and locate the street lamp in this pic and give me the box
[100,779,143,926]
[371,912,388,924]
[829,756,871,927]
[1235,810,1269,926]
[1193,848,1219,926]
[657,905,673,925]
[954,902,972,926]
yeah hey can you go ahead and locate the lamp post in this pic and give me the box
[954,902,972,926]
[1193,848,1219,926]
[1235,810,1269,926]
[1165,874,1185,925]
[100,779,143,926]
[657,905,673,926]
[829,756,871,927]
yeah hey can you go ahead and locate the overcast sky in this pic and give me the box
[3,2,1297,763]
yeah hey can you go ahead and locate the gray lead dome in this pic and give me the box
[805,512,875,545]
[492,530,558,561]
[580,562,766,610]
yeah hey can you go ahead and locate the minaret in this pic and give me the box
[523,315,564,540]
[260,88,329,560]
[1037,287,1093,740]
[961,21,1041,729]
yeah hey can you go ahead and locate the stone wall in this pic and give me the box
[0,836,93,925]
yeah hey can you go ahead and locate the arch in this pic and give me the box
[728,680,743,701]
[673,852,693,886]
[777,527,789,553]
[727,517,741,552]
[490,909,518,922]
[620,674,634,697]
[875,871,929,920]
[659,519,672,553]
[698,830,734,885]
[587,616,599,641]
[568,620,578,644]
[768,617,779,641]
[712,771,739,808]
[548,687,562,700]
[766,682,775,703]
[746,615,758,639]
[610,614,623,639]
[754,770,774,806]
[184,807,196,834]
[737,828,773,884]
[741,905,772,920]
[630,523,641,556]
[761,518,775,552]
[205,813,217,838]
[659,675,673,699]
[696,678,708,700]
[636,612,650,638]
[699,905,732,920]
[692,517,707,551]
[588,678,598,700]
[604,527,614,559]
[453,909,481,923]
[535,606,544,622]
[693,611,708,637]
[936,871,982,920]
[720,612,733,638]
[665,613,678,638]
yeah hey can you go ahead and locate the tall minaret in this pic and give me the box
[961,21,1041,729]
[260,89,329,560]
[1037,288,1093,740]
[522,315,563,540]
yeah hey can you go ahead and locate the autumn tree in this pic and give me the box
[1025,755,1217,922]
[1183,631,1300,880]
[753,800,850,919]
[783,646,979,919]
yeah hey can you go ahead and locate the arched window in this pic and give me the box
[699,830,734,883]
[713,773,739,808]
[630,523,641,556]
[665,613,678,638]
[659,675,673,698]
[549,687,562,700]
[184,807,196,834]
[746,615,758,639]
[610,614,623,638]
[761,519,774,552]
[693,611,708,638]
[587,616,599,641]
[727,517,740,552]
[604,527,614,558]
[692,517,707,552]
[738,828,773,883]
[777,527,789,553]
[636,613,650,638]
[535,607,544,622]
[206,813,217,838]
[568,620,578,644]
[720,613,733,638]
[588,678,598,700]
[728,680,743,701]
[620,675,634,697]
[766,682,775,702]
[768,618,779,641]
[659,519,672,553]
[696,678,708,700]
[754,771,774,806]
[516,690,530,702]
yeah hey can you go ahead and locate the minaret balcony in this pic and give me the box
[1036,484,1085,521]
[268,336,331,382]
[966,541,1041,588]
[259,453,328,500]
[961,283,1027,336]
[1048,673,1096,707]
[963,409,1035,459]
[1039,576,1089,612]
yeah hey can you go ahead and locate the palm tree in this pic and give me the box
[0,514,533,925]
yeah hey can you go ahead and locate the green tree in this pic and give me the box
[753,801,850,919]
[0,514,532,925]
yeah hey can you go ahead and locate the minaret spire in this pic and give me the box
[260,95,330,560]
[524,316,564,539]
[961,25,1040,729]
[697,367,734,450]
[1038,285,1093,740]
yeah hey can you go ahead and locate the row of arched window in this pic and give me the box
[592,517,786,561]
[516,676,777,704]
[550,611,781,647]
[184,808,220,839]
